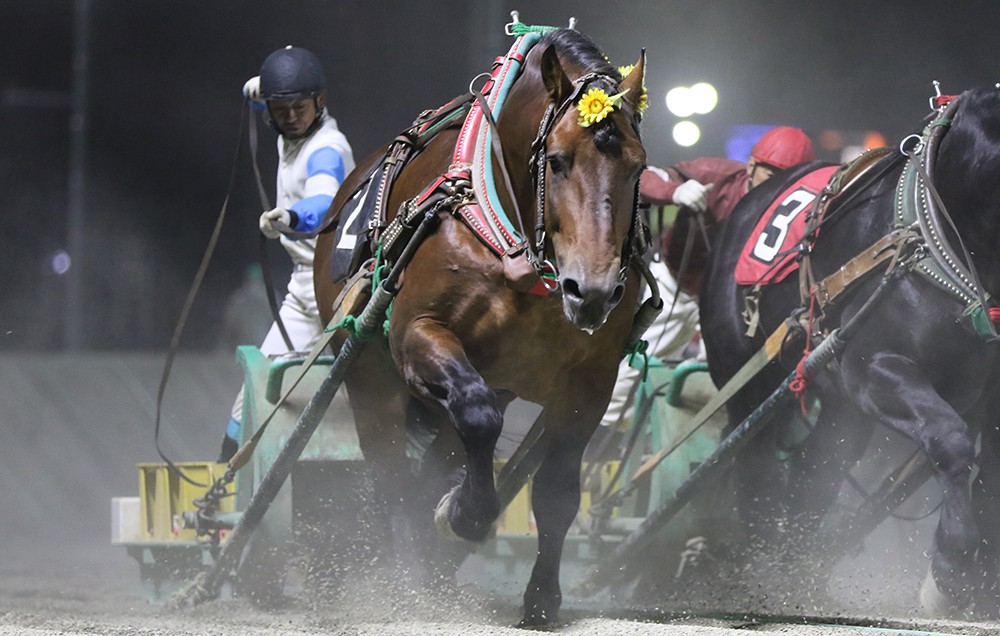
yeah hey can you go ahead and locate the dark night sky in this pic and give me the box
[3,1,1000,350]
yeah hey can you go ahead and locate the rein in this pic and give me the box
[527,71,643,283]
[154,104,250,488]
[247,107,295,351]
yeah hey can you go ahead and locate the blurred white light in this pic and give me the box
[51,250,71,275]
[689,82,718,114]
[665,86,694,117]
[672,121,701,147]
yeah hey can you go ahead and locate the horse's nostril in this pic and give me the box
[563,278,583,300]
[609,284,625,306]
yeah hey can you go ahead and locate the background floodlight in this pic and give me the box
[689,82,718,114]
[665,86,695,117]
[672,120,701,147]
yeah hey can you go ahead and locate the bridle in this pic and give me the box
[525,72,645,283]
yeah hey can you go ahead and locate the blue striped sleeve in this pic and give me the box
[288,146,345,233]
[306,146,345,184]
[289,194,334,232]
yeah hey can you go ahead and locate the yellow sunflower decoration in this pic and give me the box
[618,64,649,114]
[577,87,629,128]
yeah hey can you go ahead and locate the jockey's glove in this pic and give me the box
[672,179,712,214]
[259,207,294,239]
[242,76,265,109]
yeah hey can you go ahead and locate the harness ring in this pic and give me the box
[540,259,560,291]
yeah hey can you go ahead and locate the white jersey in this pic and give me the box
[275,111,356,267]
[229,111,355,427]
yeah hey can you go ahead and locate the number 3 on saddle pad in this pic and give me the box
[734,165,838,286]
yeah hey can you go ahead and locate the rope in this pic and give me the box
[327,314,379,341]
[370,241,388,293]
[789,289,817,414]
[321,245,388,342]
[622,338,650,381]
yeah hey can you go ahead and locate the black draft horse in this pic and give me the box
[699,86,1000,617]
[314,29,647,626]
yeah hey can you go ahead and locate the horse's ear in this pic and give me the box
[620,49,646,109]
[540,45,573,104]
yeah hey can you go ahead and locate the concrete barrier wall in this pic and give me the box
[0,352,242,580]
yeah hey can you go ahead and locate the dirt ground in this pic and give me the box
[2,534,999,636]
[3,567,1000,636]
[3,353,999,635]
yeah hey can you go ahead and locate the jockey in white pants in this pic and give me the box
[598,127,816,435]
[599,257,701,430]
[219,45,356,463]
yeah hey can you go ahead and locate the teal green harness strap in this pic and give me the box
[964,303,998,339]
[509,22,562,36]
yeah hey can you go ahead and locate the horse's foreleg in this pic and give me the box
[343,345,414,560]
[400,321,502,542]
[520,433,588,626]
[971,416,1000,618]
[850,352,978,611]
[518,390,608,627]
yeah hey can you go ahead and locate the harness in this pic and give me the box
[893,91,999,339]
[744,93,995,342]
[368,28,647,297]
[741,148,911,337]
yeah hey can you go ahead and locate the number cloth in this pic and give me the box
[733,165,837,286]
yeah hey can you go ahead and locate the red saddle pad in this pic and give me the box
[734,165,837,286]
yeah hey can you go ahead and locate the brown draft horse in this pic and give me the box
[313,29,647,626]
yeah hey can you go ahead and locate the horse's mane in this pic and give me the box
[936,86,1000,208]
[536,29,639,154]
[538,29,618,79]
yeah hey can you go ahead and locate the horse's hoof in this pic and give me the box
[432,484,495,542]
[517,607,559,629]
[433,486,464,542]
[919,566,963,618]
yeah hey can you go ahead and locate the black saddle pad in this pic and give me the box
[329,166,380,282]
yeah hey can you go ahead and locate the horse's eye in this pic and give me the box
[547,154,570,177]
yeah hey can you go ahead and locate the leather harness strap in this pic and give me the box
[812,225,921,309]
[797,147,896,306]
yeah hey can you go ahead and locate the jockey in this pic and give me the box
[597,126,815,434]
[219,45,356,463]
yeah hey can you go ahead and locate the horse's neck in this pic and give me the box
[936,146,1000,295]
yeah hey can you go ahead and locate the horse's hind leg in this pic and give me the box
[398,320,502,542]
[403,395,476,582]
[726,379,799,547]
[848,351,978,612]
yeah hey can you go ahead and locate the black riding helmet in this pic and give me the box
[259,45,327,99]
[258,46,327,137]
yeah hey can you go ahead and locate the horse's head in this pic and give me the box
[535,39,647,331]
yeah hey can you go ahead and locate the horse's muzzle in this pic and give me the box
[560,276,626,331]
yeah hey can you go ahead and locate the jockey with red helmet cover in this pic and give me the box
[638,125,815,295]
[599,126,815,432]
[746,125,816,185]
[218,46,356,463]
